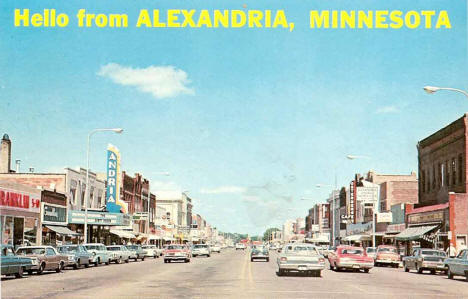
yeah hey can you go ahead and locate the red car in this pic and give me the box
[375,245,400,268]
[163,244,191,263]
[328,245,374,273]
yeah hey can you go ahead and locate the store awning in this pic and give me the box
[110,230,136,239]
[45,225,80,236]
[344,234,371,242]
[395,225,438,241]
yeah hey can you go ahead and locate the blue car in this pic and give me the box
[1,245,33,278]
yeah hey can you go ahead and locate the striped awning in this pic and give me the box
[110,229,136,239]
[45,225,80,236]
[395,225,438,241]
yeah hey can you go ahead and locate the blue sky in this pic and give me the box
[1,0,467,235]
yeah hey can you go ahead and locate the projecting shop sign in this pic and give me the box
[105,144,128,214]
[356,186,379,203]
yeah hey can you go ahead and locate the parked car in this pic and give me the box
[57,245,93,269]
[126,245,146,261]
[192,244,211,257]
[328,245,374,273]
[375,245,400,268]
[251,245,269,262]
[84,243,111,266]
[277,243,325,277]
[235,243,246,250]
[1,245,33,278]
[211,244,221,253]
[106,245,130,264]
[164,244,191,263]
[402,248,447,274]
[366,247,377,260]
[142,245,159,258]
[16,246,67,274]
[445,248,468,280]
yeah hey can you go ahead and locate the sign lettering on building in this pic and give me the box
[408,210,444,224]
[105,144,127,213]
[377,212,393,223]
[42,203,67,224]
[0,187,41,213]
[356,186,379,203]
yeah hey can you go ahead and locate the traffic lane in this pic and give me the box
[1,257,168,299]
[247,252,468,298]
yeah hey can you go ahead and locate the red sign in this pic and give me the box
[0,188,41,213]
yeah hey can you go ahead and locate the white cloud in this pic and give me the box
[199,186,246,194]
[376,105,399,114]
[150,180,182,193]
[98,63,194,99]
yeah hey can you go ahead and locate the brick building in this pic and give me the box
[396,114,468,251]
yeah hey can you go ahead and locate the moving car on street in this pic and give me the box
[16,246,67,275]
[277,243,325,277]
[126,245,146,261]
[235,243,246,250]
[1,245,33,278]
[106,245,131,264]
[251,245,269,262]
[375,245,400,268]
[57,245,93,269]
[445,248,468,280]
[192,244,211,257]
[211,244,221,253]
[328,245,374,273]
[83,243,111,266]
[142,245,160,258]
[164,244,191,263]
[403,248,447,274]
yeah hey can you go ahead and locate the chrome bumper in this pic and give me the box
[337,261,374,269]
[279,263,325,271]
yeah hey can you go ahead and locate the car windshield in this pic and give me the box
[421,250,446,257]
[142,246,153,249]
[107,247,120,251]
[378,247,397,253]
[16,248,46,255]
[167,245,184,250]
[342,248,364,255]
[58,246,78,253]
[194,245,208,248]
[366,248,376,253]
[127,245,138,249]
[254,246,266,251]
[85,245,100,250]
[287,246,318,254]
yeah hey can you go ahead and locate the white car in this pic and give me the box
[192,244,211,257]
[142,245,159,258]
[106,245,130,264]
[84,243,111,266]
[236,243,246,250]
[211,245,221,253]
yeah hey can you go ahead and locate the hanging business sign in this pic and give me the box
[42,203,67,225]
[377,212,393,223]
[356,186,379,203]
[105,144,128,213]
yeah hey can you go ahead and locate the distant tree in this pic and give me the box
[263,227,280,242]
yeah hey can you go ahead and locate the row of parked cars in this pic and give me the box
[163,243,224,263]
[1,243,163,279]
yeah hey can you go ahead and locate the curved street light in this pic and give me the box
[423,86,468,98]
[85,128,123,243]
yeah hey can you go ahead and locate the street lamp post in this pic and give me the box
[423,86,468,99]
[84,128,123,244]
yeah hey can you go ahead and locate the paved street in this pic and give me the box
[2,248,468,299]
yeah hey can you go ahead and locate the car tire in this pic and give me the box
[56,262,64,273]
[142,257,145,261]
[105,260,110,265]
[266,258,269,262]
[164,259,168,263]
[430,270,436,275]
[84,262,90,268]
[329,263,334,270]
[116,257,122,264]
[38,263,45,275]
[364,269,370,273]
[416,265,423,274]
[95,258,100,267]
[15,266,24,278]
[448,267,454,279]
[27,270,33,275]
[125,258,129,263]
[278,269,285,276]
[404,263,409,272]
[207,254,211,257]
[154,255,157,259]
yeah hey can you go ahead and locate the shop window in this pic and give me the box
[421,170,425,193]
[459,154,463,184]
[70,179,77,205]
[13,217,24,247]
[81,183,86,209]
[98,189,103,206]
[439,163,443,188]
[432,165,436,189]
[446,161,450,187]
[90,186,95,208]
[24,217,37,245]
[1,216,13,245]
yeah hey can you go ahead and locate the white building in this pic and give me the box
[282,219,295,243]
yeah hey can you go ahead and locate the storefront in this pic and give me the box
[396,204,449,252]
[68,210,131,244]
[41,190,80,246]
[0,182,41,247]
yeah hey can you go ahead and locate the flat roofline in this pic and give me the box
[418,114,467,147]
